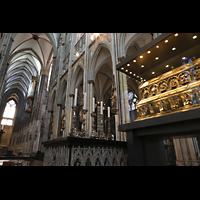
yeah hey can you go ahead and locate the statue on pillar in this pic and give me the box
[49,112,54,139]
[110,74,118,114]
[61,107,66,131]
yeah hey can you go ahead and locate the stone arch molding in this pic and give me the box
[89,42,113,82]
[70,64,84,95]
[57,79,67,106]
[117,33,153,60]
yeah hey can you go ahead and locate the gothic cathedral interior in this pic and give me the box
[0,33,200,166]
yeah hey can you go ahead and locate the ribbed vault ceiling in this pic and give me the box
[4,33,58,97]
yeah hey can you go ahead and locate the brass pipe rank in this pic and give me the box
[136,58,200,121]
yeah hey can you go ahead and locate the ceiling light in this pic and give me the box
[140,55,143,58]
[133,60,136,63]
[129,72,132,74]
[175,33,178,37]
[127,64,130,66]
[165,40,168,43]
[133,74,136,76]
[121,67,124,70]
[137,76,139,78]
[152,72,155,74]
[140,77,143,80]
[125,69,128,72]
[182,57,187,60]
[172,47,176,51]
[147,51,151,54]
[155,57,159,60]
[193,35,197,39]
[141,65,144,68]
[166,65,169,68]
[156,45,159,48]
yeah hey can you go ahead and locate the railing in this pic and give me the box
[136,57,200,120]
[43,137,127,166]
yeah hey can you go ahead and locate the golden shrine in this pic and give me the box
[136,57,200,120]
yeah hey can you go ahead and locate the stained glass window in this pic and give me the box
[1,100,16,126]
[128,92,138,111]
[128,92,138,122]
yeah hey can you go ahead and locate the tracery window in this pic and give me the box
[1,100,16,126]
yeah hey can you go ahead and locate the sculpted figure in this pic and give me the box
[110,75,117,109]
[142,88,149,99]
[183,93,193,107]
[194,66,200,80]
[151,84,158,96]
[149,104,155,115]
[159,100,168,112]
[170,77,179,89]
[179,72,190,85]
[159,81,168,93]
[170,97,180,109]
[61,107,66,130]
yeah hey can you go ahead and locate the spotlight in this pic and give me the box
[193,35,197,39]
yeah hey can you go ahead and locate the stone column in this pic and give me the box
[0,34,14,104]
[173,138,185,166]
[185,138,199,166]
[87,80,94,137]
[118,72,130,141]
[111,33,120,141]
[173,138,199,166]
[63,34,75,137]
[66,94,74,136]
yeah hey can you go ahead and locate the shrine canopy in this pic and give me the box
[116,33,200,83]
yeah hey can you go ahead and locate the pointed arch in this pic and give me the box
[70,64,84,94]
[57,79,67,106]
[89,42,112,82]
